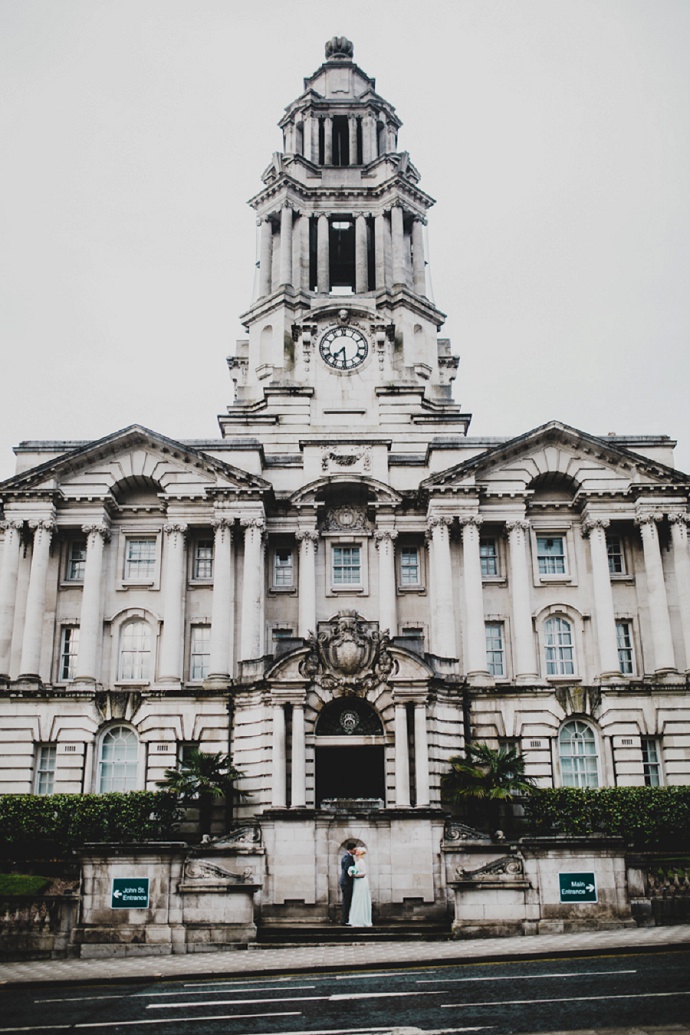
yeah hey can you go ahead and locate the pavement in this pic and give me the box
[0,924,688,988]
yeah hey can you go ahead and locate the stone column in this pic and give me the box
[411,218,426,295]
[19,519,56,679]
[292,212,305,292]
[669,514,690,671]
[207,519,234,682]
[374,529,398,637]
[394,702,410,807]
[74,523,110,682]
[296,529,318,638]
[240,517,265,661]
[582,517,621,680]
[272,703,287,808]
[279,205,293,287]
[391,204,406,287]
[355,213,369,294]
[259,217,273,296]
[459,516,491,683]
[0,520,24,679]
[317,214,330,294]
[291,702,306,807]
[303,117,313,162]
[362,114,374,164]
[158,524,188,684]
[636,512,676,674]
[506,520,539,682]
[427,516,457,659]
[323,115,333,165]
[414,702,430,807]
[374,212,387,290]
[348,116,358,164]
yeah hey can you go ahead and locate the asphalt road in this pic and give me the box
[2,949,689,1034]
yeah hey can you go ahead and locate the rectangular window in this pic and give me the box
[400,546,420,586]
[333,545,361,585]
[66,540,86,581]
[59,626,80,681]
[34,744,56,795]
[480,538,499,577]
[273,548,294,587]
[642,737,662,786]
[189,625,211,681]
[536,536,566,575]
[193,538,214,580]
[485,621,506,677]
[124,537,157,581]
[616,620,635,675]
[607,535,625,575]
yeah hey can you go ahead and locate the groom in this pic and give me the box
[339,841,357,925]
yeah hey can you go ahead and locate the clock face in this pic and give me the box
[319,326,369,371]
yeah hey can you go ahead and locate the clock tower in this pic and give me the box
[220,36,471,448]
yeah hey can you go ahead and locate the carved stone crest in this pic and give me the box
[456,855,525,882]
[299,610,398,694]
[183,859,253,884]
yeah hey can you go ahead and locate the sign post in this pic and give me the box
[559,872,597,903]
[111,877,150,909]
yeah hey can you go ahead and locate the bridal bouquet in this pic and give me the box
[348,865,361,877]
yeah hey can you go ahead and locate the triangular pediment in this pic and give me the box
[422,421,690,500]
[0,425,271,502]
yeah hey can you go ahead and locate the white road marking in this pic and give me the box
[147,989,433,1009]
[442,990,690,1008]
[35,984,317,1003]
[417,968,637,984]
[0,1011,301,1032]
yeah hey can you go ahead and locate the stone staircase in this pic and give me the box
[256,921,452,946]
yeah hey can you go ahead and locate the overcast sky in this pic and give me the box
[1,0,689,480]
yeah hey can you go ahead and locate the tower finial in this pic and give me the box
[325,36,354,60]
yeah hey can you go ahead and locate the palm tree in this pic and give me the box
[441,743,535,835]
[158,749,244,839]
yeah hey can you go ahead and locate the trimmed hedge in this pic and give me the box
[523,786,690,849]
[0,792,183,858]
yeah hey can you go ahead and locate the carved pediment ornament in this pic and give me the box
[555,684,601,718]
[322,503,372,530]
[183,859,252,884]
[299,610,398,694]
[456,854,525,882]
[443,819,491,843]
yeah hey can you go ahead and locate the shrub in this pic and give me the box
[0,874,51,895]
[523,786,690,849]
[0,791,183,859]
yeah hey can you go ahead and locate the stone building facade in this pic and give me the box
[1,38,689,925]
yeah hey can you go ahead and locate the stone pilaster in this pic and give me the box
[374,528,398,638]
[279,205,293,287]
[291,701,306,808]
[74,523,111,683]
[272,702,287,808]
[411,217,426,296]
[414,701,430,807]
[240,516,265,661]
[506,519,539,683]
[636,511,676,675]
[0,520,24,679]
[394,701,410,807]
[459,515,491,684]
[259,217,273,296]
[581,516,622,681]
[207,518,234,684]
[317,214,329,294]
[296,529,318,638]
[391,204,405,287]
[19,519,56,680]
[669,513,690,671]
[355,213,368,294]
[426,515,457,660]
[157,523,188,685]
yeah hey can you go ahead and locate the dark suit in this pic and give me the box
[339,850,355,924]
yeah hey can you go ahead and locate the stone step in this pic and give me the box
[256,923,451,945]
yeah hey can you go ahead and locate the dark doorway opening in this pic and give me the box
[316,745,385,804]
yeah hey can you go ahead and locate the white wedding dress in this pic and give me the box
[348,859,372,927]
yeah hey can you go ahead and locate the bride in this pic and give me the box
[347,847,372,927]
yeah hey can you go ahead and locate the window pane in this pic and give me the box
[642,737,661,787]
[616,620,634,674]
[559,720,599,788]
[273,549,294,586]
[485,621,505,677]
[124,538,156,580]
[99,727,138,793]
[480,538,498,577]
[400,547,419,585]
[35,744,56,795]
[607,536,624,575]
[544,616,575,675]
[60,626,80,681]
[67,540,86,580]
[193,539,214,579]
[190,625,211,680]
[333,546,361,585]
[537,536,566,575]
[119,620,151,680]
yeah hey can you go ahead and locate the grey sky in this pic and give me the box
[1,0,689,478]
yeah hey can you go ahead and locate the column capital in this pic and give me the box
[163,522,188,537]
[0,519,25,533]
[635,510,664,528]
[296,528,319,545]
[82,523,111,542]
[212,516,234,531]
[240,516,266,532]
[458,514,483,531]
[374,529,398,546]
[668,512,690,527]
[28,519,56,533]
[426,514,453,532]
[506,519,530,534]
[581,516,610,537]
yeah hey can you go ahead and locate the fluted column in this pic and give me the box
[0,520,24,679]
[279,205,293,287]
[348,116,358,164]
[669,514,690,671]
[74,523,110,682]
[582,517,621,679]
[427,516,457,659]
[272,703,287,808]
[355,213,369,294]
[391,204,405,287]
[411,218,426,295]
[291,702,306,807]
[207,519,234,682]
[362,114,374,163]
[259,217,273,296]
[158,523,188,684]
[394,702,410,807]
[637,512,676,673]
[374,212,387,290]
[296,529,318,638]
[459,516,490,683]
[317,214,330,294]
[375,529,398,637]
[323,115,333,165]
[292,212,306,292]
[240,517,265,660]
[414,702,430,807]
[19,519,56,678]
[506,520,539,682]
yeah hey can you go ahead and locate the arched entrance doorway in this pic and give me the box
[314,697,385,805]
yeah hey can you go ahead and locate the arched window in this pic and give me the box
[98,726,139,793]
[118,618,152,681]
[544,616,575,676]
[558,720,599,788]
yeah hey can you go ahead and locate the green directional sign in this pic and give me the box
[111,877,150,909]
[559,871,597,903]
